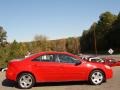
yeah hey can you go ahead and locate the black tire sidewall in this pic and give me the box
[17,73,35,89]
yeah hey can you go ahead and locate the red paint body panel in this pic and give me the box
[6,52,113,83]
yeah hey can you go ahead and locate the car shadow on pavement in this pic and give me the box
[2,79,17,88]
[35,81,89,87]
[2,79,89,88]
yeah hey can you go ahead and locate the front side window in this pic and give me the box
[33,54,56,62]
[58,54,77,63]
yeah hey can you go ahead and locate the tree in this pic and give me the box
[0,26,7,46]
[9,40,19,57]
[34,34,49,52]
[55,39,66,52]
[80,11,117,53]
[96,12,117,50]
[105,12,120,52]
[66,37,80,54]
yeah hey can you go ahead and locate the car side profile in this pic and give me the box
[6,52,113,89]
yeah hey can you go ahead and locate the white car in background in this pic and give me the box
[88,57,105,63]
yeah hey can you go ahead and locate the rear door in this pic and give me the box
[32,54,63,82]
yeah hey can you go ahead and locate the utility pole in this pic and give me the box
[93,28,97,55]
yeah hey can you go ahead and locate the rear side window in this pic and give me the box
[33,54,56,62]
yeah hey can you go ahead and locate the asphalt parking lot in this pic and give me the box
[0,66,120,90]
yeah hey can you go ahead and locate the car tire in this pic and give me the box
[17,73,35,89]
[89,70,105,85]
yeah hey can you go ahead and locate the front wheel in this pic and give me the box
[17,73,35,89]
[89,70,105,85]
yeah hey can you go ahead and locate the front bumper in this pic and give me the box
[105,68,113,79]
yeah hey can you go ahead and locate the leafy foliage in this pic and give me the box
[0,34,80,67]
[80,11,120,53]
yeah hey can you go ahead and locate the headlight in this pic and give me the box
[105,65,111,69]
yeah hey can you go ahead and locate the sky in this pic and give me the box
[0,0,120,42]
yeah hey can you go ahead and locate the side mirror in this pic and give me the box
[75,60,81,66]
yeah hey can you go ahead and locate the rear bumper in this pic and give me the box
[6,69,17,81]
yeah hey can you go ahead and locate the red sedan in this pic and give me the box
[6,52,113,89]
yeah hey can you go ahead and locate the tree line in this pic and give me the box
[0,11,120,67]
[80,11,120,53]
[0,33,80,67]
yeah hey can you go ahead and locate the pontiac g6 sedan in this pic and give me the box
[6,52,113,89]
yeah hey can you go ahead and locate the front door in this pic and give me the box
[57,54,85,81]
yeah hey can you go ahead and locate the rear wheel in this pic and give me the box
[89,70,105,85]
[17,73,35,89]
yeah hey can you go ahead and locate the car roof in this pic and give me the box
[36,51,72,55]
[25,51,80,60]
[38,51,80,58]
